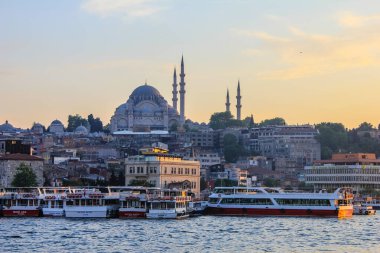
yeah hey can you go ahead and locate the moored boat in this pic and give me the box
[189,200,208,216]
[205,187,353,218]
[146,190,191,219]
[1,188,42,217]
[64,188,119,218]
[118,187,158,218]
[353,205,376,215]
[39,187,68,217]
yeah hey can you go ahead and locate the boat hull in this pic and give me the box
[2,209,41,217]
[119,210,146,218]
[42,208,65,217]
[64,206,108,218]
[205,206,353,218]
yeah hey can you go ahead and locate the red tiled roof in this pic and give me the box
[0,153,43,161]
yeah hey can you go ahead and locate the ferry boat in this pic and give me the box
[362,198,380,210]
[39,187,68,217]
[1,188,42,217]
[64,188,120,218]
[146,190,191,219]
[353,205,376,215]
[118,187,158,218]
[205,187,353,218]
[189,201,208,216]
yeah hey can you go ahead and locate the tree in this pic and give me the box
[87,114,104,133]
[357,122,374,131]
[214,179,238,187]
[109,170,118,186]
[315,122,348,159]
[209,111,234,130]
[263,177,281,187]
[128,180,154,187]
[223,133,244,163]
[259,117,286,127]
[12,163,38,187]
[67,114,88,132]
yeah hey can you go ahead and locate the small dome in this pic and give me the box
[0,120,15,132]
[51,119,63,125]
[130,84,162,99]
[74,125,88,135]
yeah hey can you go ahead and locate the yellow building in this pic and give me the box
[125,148,201,197]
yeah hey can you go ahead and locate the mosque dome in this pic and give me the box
[74,125,88,135]
[130,84,162,99]
[51,120,63,125]
[0,120,15,132]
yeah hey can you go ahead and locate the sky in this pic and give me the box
[1,0,380,129]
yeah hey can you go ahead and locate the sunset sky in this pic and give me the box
[1,0,380,129]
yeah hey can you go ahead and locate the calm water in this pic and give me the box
[0,216,379,253]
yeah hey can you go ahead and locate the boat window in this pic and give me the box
[209,198,219,204]
[220,198,274,205]
[275,199,331,206]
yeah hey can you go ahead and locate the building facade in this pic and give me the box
[249,125,321,170]
[304,153,380,192]
[0,154,44,187]
[125,148,200,196]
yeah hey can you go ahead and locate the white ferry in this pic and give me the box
[1,188,42,217]
[205,187,353,218]
[64,188,120,218]
[118,187,159,218]
[146,190,191,219]
[39,187,68,217]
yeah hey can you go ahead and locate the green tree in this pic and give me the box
[223,133,244,163]
[357,122,374,131]
[12,163,38,187]
[67,114,88,132]
[259,117,286,127]
[214,179,238,187]
[87,114,104,132]
[108,170,118,186]
[128,180,154,187]
[315,122,348,159]
[263,177,281,187]
[209,111,234,130]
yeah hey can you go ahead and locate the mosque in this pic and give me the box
[110,56,243,133]
[110,56,187,133]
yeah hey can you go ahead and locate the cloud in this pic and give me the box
[338,11,380,28]
[81,0,164,18]
[232,29,290,43]
[234,13,380,80]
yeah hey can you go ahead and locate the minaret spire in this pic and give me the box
[236,80,242,120]
[225,89,230,113]
[179,55,186,124]
[172,68,178,111]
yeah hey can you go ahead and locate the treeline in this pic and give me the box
[209,111,285,130]
[66,114,107,133]
[316,122,380,159]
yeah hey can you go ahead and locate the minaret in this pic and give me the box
[172,68,178,111]
[179,55,186,124]
[225,89,230,113]
[236,80,242,120]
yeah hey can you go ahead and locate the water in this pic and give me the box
[0,216,379,253]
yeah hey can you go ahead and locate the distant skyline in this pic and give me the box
[1,0,380,129]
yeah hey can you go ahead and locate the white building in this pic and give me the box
[304,153,380,192]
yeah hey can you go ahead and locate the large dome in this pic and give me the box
[0,120,15,132]
[130,84,162,99]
